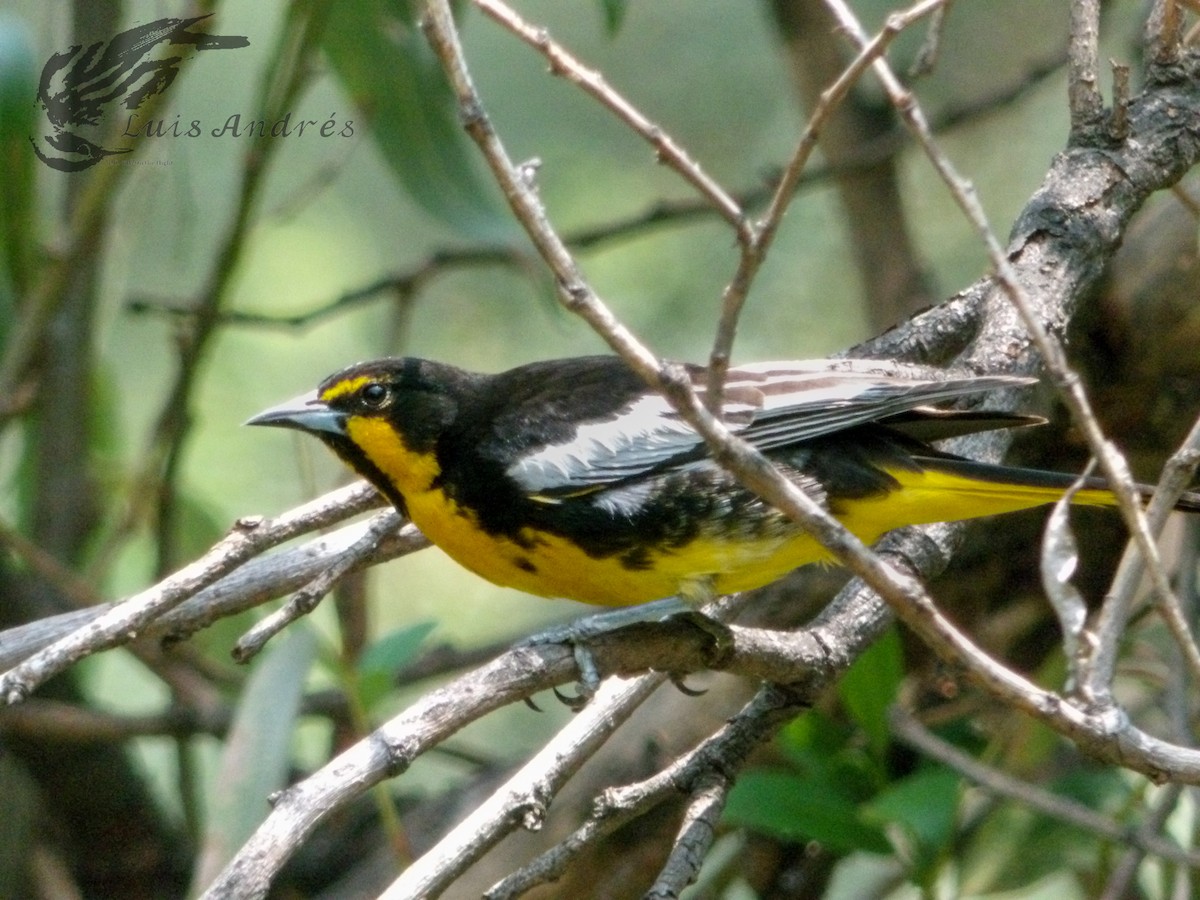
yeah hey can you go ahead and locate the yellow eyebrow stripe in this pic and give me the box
[319,375,374,403]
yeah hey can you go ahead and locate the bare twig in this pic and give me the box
[232,510,403,662]
[0,483,389,699]
[891,707,1200,869]
[484,682,806,900]
[1110,59,1132,140]
[388,673,668,899]
[1086,412,1200,701]
[909,0,955,78]
[475,0,749,241]
[1068,0,1104,131]
[646,774,729,899]
[0,502,427,676]
[1150,0,1184,66]
[707,0,950,404]
[822,0,1200,697]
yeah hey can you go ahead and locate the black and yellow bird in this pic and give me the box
[248,356,1200,607]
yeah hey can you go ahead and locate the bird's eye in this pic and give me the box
[360,382,389,407]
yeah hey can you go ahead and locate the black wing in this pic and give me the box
[499,358,1034,497]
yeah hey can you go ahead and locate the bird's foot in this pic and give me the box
[521,599,731,709]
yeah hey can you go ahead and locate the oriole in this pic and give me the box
[248,356,1200,606]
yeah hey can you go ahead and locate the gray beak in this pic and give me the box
[245,390,347,437]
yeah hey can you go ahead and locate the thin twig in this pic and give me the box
[822,0,1200,699]
[381,593,747,899]
[475,0,749,241]
[1110,59,1132,141]
[0,500,426,676]
[1150,0,1184,66]
[646,774,730,899]
[909,0,955,78]
[0,483,388,700]
[0,519,272,702]
[420,2,667,382]
[391,673,668,899]
[232,510,403,662]
[706,0,951,406]
[891,707,1200,869]
[485,683,805,900]
[1086,411,1200,702]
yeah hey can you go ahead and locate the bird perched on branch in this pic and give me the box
[249,356,1200,607]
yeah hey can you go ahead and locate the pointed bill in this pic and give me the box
[245,390,347,437]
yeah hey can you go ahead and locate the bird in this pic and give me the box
[247,355,1200,607]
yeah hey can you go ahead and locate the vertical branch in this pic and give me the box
[1067,0,1104,134]
[420,1,664,384]
[1148,0,1184,66]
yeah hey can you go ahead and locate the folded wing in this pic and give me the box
[505,359,1035,497]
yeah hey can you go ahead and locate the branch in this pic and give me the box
[0,483,397,689]
[483,681,808,900]
[231,509,404,662]
[476,0,749,240]
[825,0,1200,702]
[890,707,1200,868]
[709,0,950,399]
[1068,0,1104,131]
[386,672,668,899]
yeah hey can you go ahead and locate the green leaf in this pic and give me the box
[837,625,904,759]
[778,707,855,762]
[356,620,437,710]
[863,766,960,877]
[776,709,887,796]
[189,627,318,893]
[321,0,516,240]
[724,769,891,855]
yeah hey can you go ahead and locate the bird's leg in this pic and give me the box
[522,581,734,707]
[522,597,689,707]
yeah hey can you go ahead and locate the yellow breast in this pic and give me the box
[343,416,836,606]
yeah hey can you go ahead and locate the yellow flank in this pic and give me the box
[343,417,1119,607]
